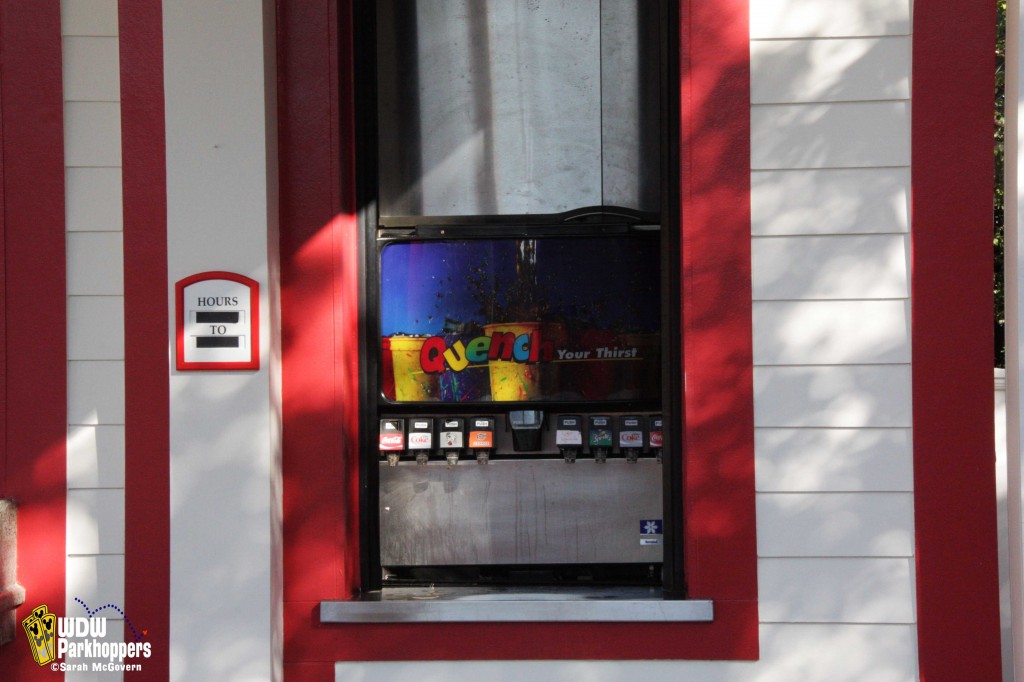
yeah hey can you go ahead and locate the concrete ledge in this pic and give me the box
[321,587,714,623]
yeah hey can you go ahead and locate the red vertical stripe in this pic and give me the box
[119,2,171,679]
[911,2,1003,681]
[0,2,67,678]
[681,0,757,614]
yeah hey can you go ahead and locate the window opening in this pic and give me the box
[357,0,683,597]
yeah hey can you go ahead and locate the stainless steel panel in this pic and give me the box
[377,1,660,217]
[321,588,713,622]
[379,459,663,566]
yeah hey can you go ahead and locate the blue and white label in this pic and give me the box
[640,519,663,535]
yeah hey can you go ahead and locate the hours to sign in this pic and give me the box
[175,271,260,371]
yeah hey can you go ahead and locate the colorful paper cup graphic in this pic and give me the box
[387,335,438,401]
[380,336,395,400]
[483,322,542,401]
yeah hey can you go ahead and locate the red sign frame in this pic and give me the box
[175,271,260,371]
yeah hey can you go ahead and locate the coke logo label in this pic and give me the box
[379,434,404,450]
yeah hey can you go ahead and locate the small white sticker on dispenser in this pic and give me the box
[176,272,260,370]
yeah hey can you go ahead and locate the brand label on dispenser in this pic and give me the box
[379,419,405,451]
[442,432,464,448]
[619,417,643,448]
[556,416,582,446]
[556,430,583,446]
[588,416,612,448]
[408,432,433,449]
[468,431,493,448]
[620,431,643,447]
[649,417,664,448]
[407,419,434,450]
[441,433,464,449]
[379,434,404,450]
[439,418,464,448]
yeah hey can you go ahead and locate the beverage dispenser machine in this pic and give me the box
[372,231,665,588]
[360,0,675,594]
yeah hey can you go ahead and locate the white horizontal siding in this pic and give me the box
[64,101,122,167]
[62,6,127,681]
[62,0,118,37]
[757,493,915,557]
[751,37,910,104]
[66,554,125,606]
[66,489,126,555]
[753,623,918,682]
[749,15,915,660]
[759,557,916,623]
[68,296,125,360]
[751,0,910,39]
[67,425,126,489]
[67,232,124,295]
[66,167,123,232]
[756,427,913,492]
[753,300,910,365]
[752,235,909,300]
[754,365,913,428]
[751,167,909,236]
[63,36,120,102]
[335,624,919,682]
[752,101,910,169]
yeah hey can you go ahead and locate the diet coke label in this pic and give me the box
[408,432,433,449]
[619,430,643,447]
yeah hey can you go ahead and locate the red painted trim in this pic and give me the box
[279,0,755,664]
[680,0,757,612]
[0,2,67,678]
[911,2,1003,681]
[175,271,261,371]
[119,2,171,679]
[278,0,353,620]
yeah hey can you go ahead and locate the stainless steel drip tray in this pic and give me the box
[320,587,713,623]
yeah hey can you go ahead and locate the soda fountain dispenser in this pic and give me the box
[588,415,613,463]
[378,418,404,468]
[373,234,666,588]
[556,415,583,463]
[619,415,645,463]
[407,418,434,465]
[468,417,495,464]
[439,417,465,467]
[365,0,673,593]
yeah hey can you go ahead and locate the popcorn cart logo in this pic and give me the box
[22,605,57,665]
[22,600,152,672]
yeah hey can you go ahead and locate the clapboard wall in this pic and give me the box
[62,2,128,678]
[50,0,972,680]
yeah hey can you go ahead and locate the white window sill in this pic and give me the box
[320,587,714,623]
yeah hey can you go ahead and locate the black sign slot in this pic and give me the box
[196,311,240,324]
[196,336,241,348]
